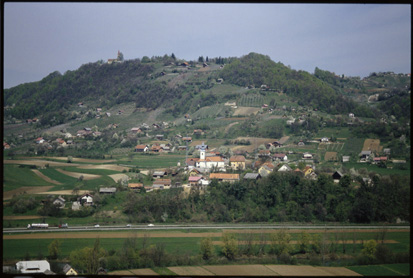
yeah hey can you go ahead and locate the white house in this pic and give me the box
[320,137,329,142]
[273,153,288,161]
[16,260,51,274]
[303,153,313,159]
[278,164,292,172]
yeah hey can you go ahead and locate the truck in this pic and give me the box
[58,223,68,228]
[27,223,49,229]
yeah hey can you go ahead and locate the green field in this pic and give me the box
[3,165,55,191]
[119,154,185,169]
[348,263,410,276]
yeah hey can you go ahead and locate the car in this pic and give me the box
[94,224,100,228]
[147,224,154,227]
[126,224,131,228]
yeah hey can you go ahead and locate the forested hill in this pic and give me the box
[4,52,409,124]
[219,53,364,115]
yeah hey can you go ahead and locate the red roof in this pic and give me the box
[188,176,203,182]
[230,155,246,162]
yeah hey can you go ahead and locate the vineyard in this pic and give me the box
[238,93,265,107]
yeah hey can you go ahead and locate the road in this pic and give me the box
[3,224,409,234]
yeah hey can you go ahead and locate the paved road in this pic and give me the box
[3,224,409,234]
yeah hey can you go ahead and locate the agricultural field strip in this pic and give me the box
[3,229,409,239]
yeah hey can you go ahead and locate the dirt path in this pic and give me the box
[31,169,62,185]
[46,157,116,163]
[56,168,101,180]
[4,159,80,167]
[225,122,239,133]
[108,174,129,182]
[34,190,90,196]
[3,186,54,200]
[78,164,128,172]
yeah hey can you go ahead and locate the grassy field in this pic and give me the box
[119,153,185,169]
[343,162,410,176]
[348,263,410,276]
[317,127,352,139]
[3,165,55,191]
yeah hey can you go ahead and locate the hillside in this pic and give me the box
[4,53,410,129]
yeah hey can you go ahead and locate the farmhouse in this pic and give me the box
[342,156,350,163]
[99,187,117,194]
[373,156,388,164]
[79,194,93,206]
[153,179,172,189]
[320,137,329,142]
[273,153,288,161]
[135,144,149,152]
[229,155,246,170]
[303,153,313,159]
[16,260,51,274]
[209,173,239,183]
[62,264,78,276]
[153,171,167,178]
[151,145,163,153]
[182,137,192,142]
[35,137,45,144]
[188,176,204,186]
[360,150,372,161]
[53,196,65,209]
[303,166,315,177]
[128,183,143,190]
[131,127,142,134]
[258,163,274,177]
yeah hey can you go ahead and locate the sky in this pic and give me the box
[3,3,411,89]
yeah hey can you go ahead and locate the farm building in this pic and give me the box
[360,150,372,161]
[62,264,78,276]
[153,179,172,189]
[320,137,329,142]
[135,144,149,152]
[16,260,51,274]
[209,173,240,183]
[53,196,65,209]
[332,171,343,183]
[278,164,292,172]
[258,163,274,177]
[128,183,143,190]
[99,187,117,194]
[243,173,261,180]
[303,153,313,159]
[79,194,93,206]
[273,153,288,161]
[153,171,167,178]
[188,176,204,186]
[342,156,350,163]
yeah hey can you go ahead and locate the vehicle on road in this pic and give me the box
[147,224,154,227]
[59,223,68,228]
[27,223,48,229]
[126,224,131,228]
[94,224,100,228]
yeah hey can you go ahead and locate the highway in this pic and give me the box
[3,224,409,234]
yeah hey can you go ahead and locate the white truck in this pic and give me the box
[27,223,49,229]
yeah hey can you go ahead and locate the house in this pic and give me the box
[373,156,388,164]
[155,134,164,140]
[35,137,45,144]
[229,155,246,170]
[258,163,274,177]
[64,132,73,139]
[303,153,313,159]
[298,141,305,146]
[131,127,142,134]
[258,149,271,157]
[78,102,84,107]
[303,166,315,178]
[56,138,67,147]
[128,183,143,190]
[332,171,343,183]
[79,193,93,206]
[153,171,166,178]
[151,145,163,153]
[181,62,189,67]
[278,164,292,172]
[188,176,204,186]
[153,179,171,189]
[342,156,350,163]
[383,148,391,155]
[178,146,187,151]
[193,129,203,135]
[3,142,11,149]
[273,153,288,161]
[96,108,102,112]
[53,196,65,209]
[71,201,81,211]
[209,173,239,183]
[135,144,149,152]
[243,173,261,180]
[182,137,192,142]
[99,187,117,194]
[186,158,200,168]
[16,260,51,274]
[360,150,372,161]
[62,264,78,276]
[349,113,355,118]
[195,142,208,150]
[93,131,102,137]
[320,137,329,142]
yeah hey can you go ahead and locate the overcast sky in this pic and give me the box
[3,3,411,89]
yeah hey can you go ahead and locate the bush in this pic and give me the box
[394,252,410,263]
[355,254,376,265]
[375,244,394,264]
[279,252,292,264]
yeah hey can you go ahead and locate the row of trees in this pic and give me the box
[122,171,410,224]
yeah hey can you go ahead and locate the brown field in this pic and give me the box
[203,265,278,276]
[3,215,46,220]
[3,186,54,200]
[324,151,338,161]
[4,159,80,167]
[362,139,382,152]
[77,164,128,172]
[317,267,363,276]
[34,190,90,196]
[31,169,62,185]
[56,168,101,180]
[189,140,205,147]
[233,107,261,116]
[45,156,116,163]
[168,266,215,276]
[108,269,158,275]
[108,173,129,182]
[265,265,327,276]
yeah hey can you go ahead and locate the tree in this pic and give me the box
[200,237,214,260]
[361,239,377,259]
[69,238,106,274]
[298,231,311,254]
[221,233,238,260]
[171,53,176,61]
[117,51,124,61]
[48,239,61,259]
